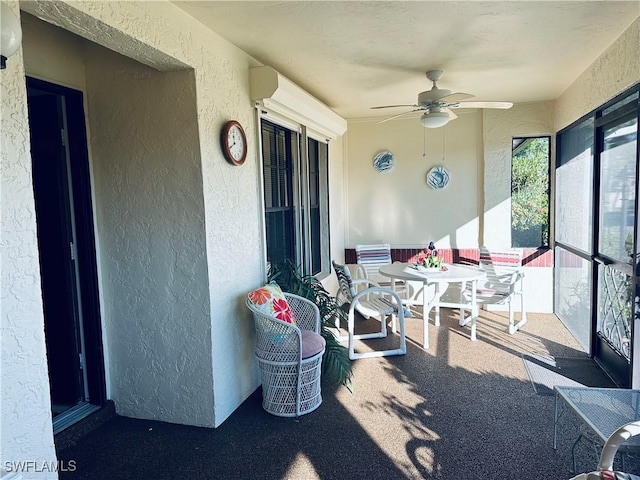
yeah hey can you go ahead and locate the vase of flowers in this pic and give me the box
[416,241,443,272]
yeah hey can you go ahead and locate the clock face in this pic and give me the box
[227,125,246,161]
[221,120,247,165]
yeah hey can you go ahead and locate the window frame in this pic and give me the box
[258,110,331,279]
[510,135,551,248]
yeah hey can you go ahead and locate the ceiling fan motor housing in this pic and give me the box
[418,88,452,105]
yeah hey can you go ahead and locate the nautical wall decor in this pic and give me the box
[373,151,395,173]
[427,165,450,189]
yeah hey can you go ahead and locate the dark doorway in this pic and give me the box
[27,77,105,431]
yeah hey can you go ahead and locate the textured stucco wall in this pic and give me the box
[345,104,555,311]
[345,111,482,249]
[85,44,214,426]
[0,2,58,478]
[482,102,555,247]
[21,11,86,91]
[482,102,555,312]
[15,0,347,428]
[53,0,265,427]
[322,136,347,294]
[555,16,640,130]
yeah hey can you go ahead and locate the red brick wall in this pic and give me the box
[344,247,553,267]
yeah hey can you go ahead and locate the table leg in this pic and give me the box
[422,281,429,350]
[553,391,559,449]
[391,277,397,334]
[470,279,478,341]
[434,283,441,327]
[571,433,585,474]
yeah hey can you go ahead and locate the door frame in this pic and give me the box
[592,100,639,387]
[555,82,640,388]
[27,77,106,410]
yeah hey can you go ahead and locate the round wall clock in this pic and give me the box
[221,120,247,166]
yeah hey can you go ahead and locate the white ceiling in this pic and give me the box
[173,1,640,119]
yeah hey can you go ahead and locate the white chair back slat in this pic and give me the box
[355,243,393,283]
[480,247,523,291]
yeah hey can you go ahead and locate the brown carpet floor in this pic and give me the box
[57,309,633,480]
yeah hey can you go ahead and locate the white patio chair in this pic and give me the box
[570,420,640,479]
[332,260,406,360]
[355,244,401,284]
[460,246,526,339]
[246,288,325,417]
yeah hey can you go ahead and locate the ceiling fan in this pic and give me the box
[371,70,513,128]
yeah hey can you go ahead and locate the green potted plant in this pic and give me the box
[268,260,352,389]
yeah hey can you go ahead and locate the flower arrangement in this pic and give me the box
[416,241,442,270]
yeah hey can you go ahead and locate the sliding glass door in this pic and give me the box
[555,117,594,352]
[594,111,638,385]
[555,86,639,387]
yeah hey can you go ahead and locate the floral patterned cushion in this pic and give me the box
[247,282,296,325]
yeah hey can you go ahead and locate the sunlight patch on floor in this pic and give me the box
[282,452,321,480]
[336,356,442,478]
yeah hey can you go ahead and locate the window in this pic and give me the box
[598,116,637,264]
[261,119,330,277]
[511,137,550,247]
[555,118,594,252]
[306,137,330,275]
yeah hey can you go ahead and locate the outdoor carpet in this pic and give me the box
[522,354,617,395]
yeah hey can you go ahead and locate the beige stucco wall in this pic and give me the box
[0,2,59,478]
[21,11,86,90]
[346,110,482,249]
[2,0,634,470]
[84,43,214,426]
[16,0,264,430]
[346,103,556,312]
[483,102,555,312]
[2,4,348,467]
[482,101,555,248]
[25,15,216,427]
[555,16,640,131]
[344,98,561,258]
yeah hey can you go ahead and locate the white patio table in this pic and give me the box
[379,263,486,349]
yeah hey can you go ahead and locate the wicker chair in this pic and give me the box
[246,292,325,417]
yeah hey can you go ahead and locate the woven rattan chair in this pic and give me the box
[246,291,325,417]
[332,260,406,360]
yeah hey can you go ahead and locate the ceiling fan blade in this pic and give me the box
[371,104,418,110]
[451,101,513,109]
[377,109,423,123]
[443,107,458,120]
[437,92,474,103]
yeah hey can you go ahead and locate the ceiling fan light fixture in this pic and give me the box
[420,110,450,128]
